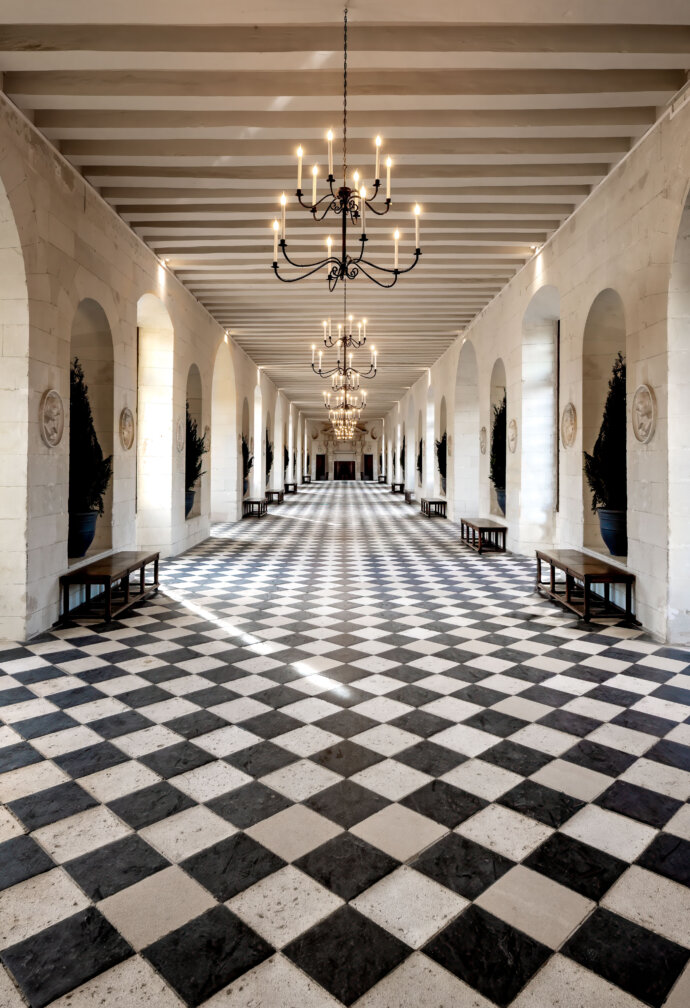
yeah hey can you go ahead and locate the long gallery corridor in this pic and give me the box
[0,482,689,1008]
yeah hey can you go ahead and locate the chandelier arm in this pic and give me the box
[296,191,338,216]
[311,363,343,379]
[355,248,422,277]
[273,261,333,284]
[364,197,391,217]
[279,241,338,270]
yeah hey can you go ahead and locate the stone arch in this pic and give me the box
[0,160,31,639]
[521,285,559,550]
[210,340,238,522]
[136,293,175,553]
[490,358,507,517]
[453,339,480,521]
[70,298,115,556]
[581,289,627,554]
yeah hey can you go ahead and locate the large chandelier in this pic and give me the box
[311,285,377,390]
[271,7,422,291]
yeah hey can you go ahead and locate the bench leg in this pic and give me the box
[62,582,71,623]
[625,581,633,622]
[478,531,483,555]
[105,583,112,623]
[583,578,591,622]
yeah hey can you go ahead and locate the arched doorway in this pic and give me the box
[453,340,480,521]
[185,363,202,519]
[70,298,114,557]
[438,396,447,496]
[581,289,627,555]
[210,340,238,522]
[521,285,559,550]
[136,293,175,553]
[489,358,507,517]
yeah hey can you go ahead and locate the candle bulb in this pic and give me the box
[280,193,287,239]
[326,235,333,257]
[328,317,332,341]
[353,170,359,190]
[363,318,367,340]
[375,136,382,180]
[394,229,400,269]
[312,164,318,205]
[360,187,366,232]
[272,219,279,261]
[327,130,334,176]
[297,146,303,190]
[414,204,421,248]
[386,157,392,200]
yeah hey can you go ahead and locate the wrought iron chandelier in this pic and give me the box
[311,282,377,393]
[271,7,422,291]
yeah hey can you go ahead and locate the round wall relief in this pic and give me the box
[508,419,518,454]
[370,426,379,440]
[561,402,577,448]
[119,407,135,451]
[632,384,656,444]
[40,389,65,447]
[176,417,185,453]
[479,426,487,455]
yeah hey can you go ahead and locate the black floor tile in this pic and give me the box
[284,905,409,1006]
[519,684,572,708]
[11,711,77,740]
[108,781,196,829]
[610,709,676,737]
[637,833,690,887]
[0,741,42,772]
[295,832,399,901]
[596,780,683,829]
[562,739,637,777]
[538,708,602,737]
[165,709,228,739]
[462,709,528,738]
[50,685,104,709]
[139,741,214,779]
[65,834,168,900]
[181,832,285,901]
[524,833,628,901]
[88,710,153,739]
[238,710,302,739]
[390,709,453,738]
[499,780,584,828]
[645,739,690,772]
[224,741,298,777]
[0,835,54,891]
[424,904,550,1007]
[481,740,552,776]
[143,905,273,1007]
[116,685,172,709]
[401,780,486,828]
[305,778,389,828]
[8,780,98,830]
[311,739,384,776]
[53,741,129,778]
[208,781,292,828]
[395,740,466,777]
[250,684,305,709]
[453,684,508,708]
[316,709,378,738]
[186,685,237,709]
[0,907,133,1008]
[412,833,514,899]
[562,907,689,1007]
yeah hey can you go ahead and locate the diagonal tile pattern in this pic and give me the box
[0,481,689,1006]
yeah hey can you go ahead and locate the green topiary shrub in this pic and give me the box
[584,352,627,511]
[185,402,207,493]
[69,358,113,514]
[489,394,507,491]
[435,432,447,479]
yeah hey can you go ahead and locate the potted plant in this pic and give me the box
[417,439,423,486]
[284,445,289,475]
[68,358,113,557]
[436,431,447,494]
[242,434,253,497]
[265,430,273,487]
[400,436,405,475]
[583,352,627,555]
[490,394,507,514]
[185,402,207,517]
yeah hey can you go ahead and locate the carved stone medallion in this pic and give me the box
[479,426,487,455]
[119,407,135,451]
[508,418,518,453]
[561,402,577,448]
[40,389,65,447]
[632,384,656,444]
[176,417,185,453]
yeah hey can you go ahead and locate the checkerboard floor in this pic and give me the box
[1,481,689,1007]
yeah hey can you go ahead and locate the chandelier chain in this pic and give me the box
[343,7,348,186]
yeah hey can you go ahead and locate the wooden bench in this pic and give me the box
[302,474,311,484]
[391,482,404,494]
[243,498,268,518]
[421,498,447,518]
[461,517,507,554]
[60,550,159,625]
[404,490,415,505]
[536,549,636,624]
[284,482,297,494]
[265,489,284,504]
[378,474,387,483]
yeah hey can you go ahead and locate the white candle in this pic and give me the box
[394,229,400,269]
[319,350,322,371]
[312,164,318,204]
[358,322,362,342]
[414,204,421,248]
[363,318,367,340]
[312,345,315,364]
[327,130,334,175]
[322,321,327,343]
[386,157,392,200]
[328,317,332,341]
[375,136,381,180]
[272,219,279,260]
[280,193,287,239]
[297,146,303,190]
[326,235,333,257]
[360,187,366,232]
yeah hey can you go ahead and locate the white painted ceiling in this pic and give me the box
[1,1,689,418]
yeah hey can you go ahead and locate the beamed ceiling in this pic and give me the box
[2,1,689,419]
